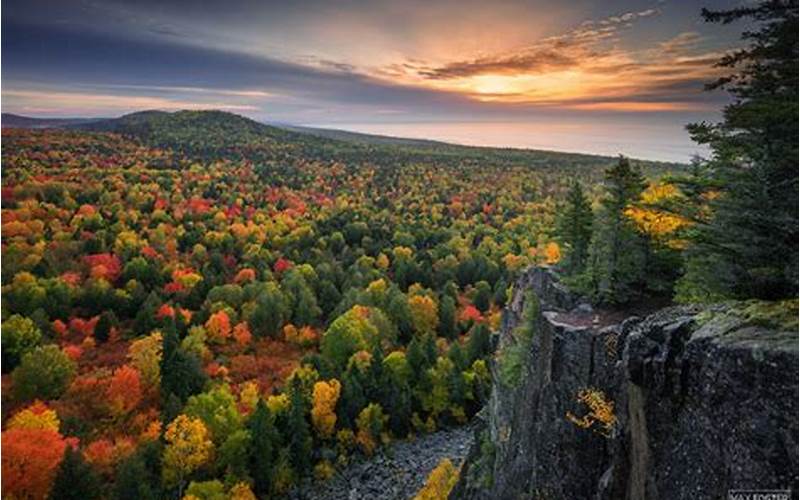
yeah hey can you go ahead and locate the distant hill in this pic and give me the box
[2,110,686,172]
[73,109,307,146]
[2,113,106,128]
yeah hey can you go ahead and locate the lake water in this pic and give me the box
[312,120,710,163]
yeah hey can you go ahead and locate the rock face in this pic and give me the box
[452,267,798,500]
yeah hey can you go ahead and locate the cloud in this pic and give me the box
[373,7,729,113]
[3,89,261,116]
[408,8,661,81]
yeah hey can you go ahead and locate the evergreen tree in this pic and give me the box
[94,310,117,344]
[437,295,457,340]
[113,447,160,500]
[465,323,491,365]
[556,180,594,275]
[585,157,647,303]
[247,399,279,496]
[472,281,492,313]
[132,292,161,337]
[405,336,425,386]
[160,320,207,405]
[676,0,798,301]
[447,342,466,372]
[50,446,102,500]
[287,377,312,477]
[336,370,366,429]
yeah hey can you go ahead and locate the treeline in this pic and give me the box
[555,0,798,305]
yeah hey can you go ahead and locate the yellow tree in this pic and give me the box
[127,330,163,390]
[7,401,60,431]
[408,295,438,335]
[311,379,341,439]
[355,403,387,456]
[413,458,460,500]
[162,415,214,496]
[543,242,561,265]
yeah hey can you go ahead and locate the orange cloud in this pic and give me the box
[373,6,729,113]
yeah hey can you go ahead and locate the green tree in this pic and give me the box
[437,295,457,340]
[676,0,798,301]
[1,314,42,372]
[13,344,76,402]
[247,399,279,496]
[113,447,160,500]
[281,270,321,327]
[287,377,312,477]
[465,324,491,365]
[184,384,243,445]
[336,369,366,430]
[585,157,647,303]
[320,305,380,372]
[472,281,492,313]
[94,311,117,344]
[50,446,102,500]
[160,322,207,406]
[556,180,594,275]
[247,282,288,338]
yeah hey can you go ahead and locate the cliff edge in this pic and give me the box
[452,267,798,500]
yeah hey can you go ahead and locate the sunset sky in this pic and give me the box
[2,0,746,160]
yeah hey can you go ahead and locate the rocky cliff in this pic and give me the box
[452,267,798,500]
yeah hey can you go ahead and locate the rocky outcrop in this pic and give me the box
[453,267,798,500]
[296,424,473,500]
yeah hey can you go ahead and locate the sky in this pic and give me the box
[2,0,748,161]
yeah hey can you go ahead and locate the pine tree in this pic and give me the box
[437,295,457,340]
[586,157,647,304]
[113,449,159,500]
[94,310,117,344]
[160,320,207,406]
[247,399,279,496]
[676,0,798,301]
[556,180,594,275]
[465,323,491,365]
[336,370,366,429]
[287,377,312,478]
[50,446,102,500]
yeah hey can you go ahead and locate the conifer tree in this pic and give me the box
[676,0,798,301]
[247,399,279,496]
[287,377,312,478]
[585,157,647,303]
[50,446,102,500]
[556,180,594,275]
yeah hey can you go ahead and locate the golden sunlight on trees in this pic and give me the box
[311,379,341,439]
[624,182,691,248]
[544,241,561,265]
[408,294,439,335]
[413,458,461,500]
[7,401,60,431]
[162,415,214,493]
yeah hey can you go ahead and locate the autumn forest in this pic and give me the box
[1,1,798,499]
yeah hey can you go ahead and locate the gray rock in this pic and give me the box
[298,425,475,500]
[452,267,798,500]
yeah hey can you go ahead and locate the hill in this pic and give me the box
[1,113,105,128]
[4,110,685,173]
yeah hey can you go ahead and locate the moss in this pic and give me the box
[497,292,539,388]
[736,299,798,331]
[695,299,798,332]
